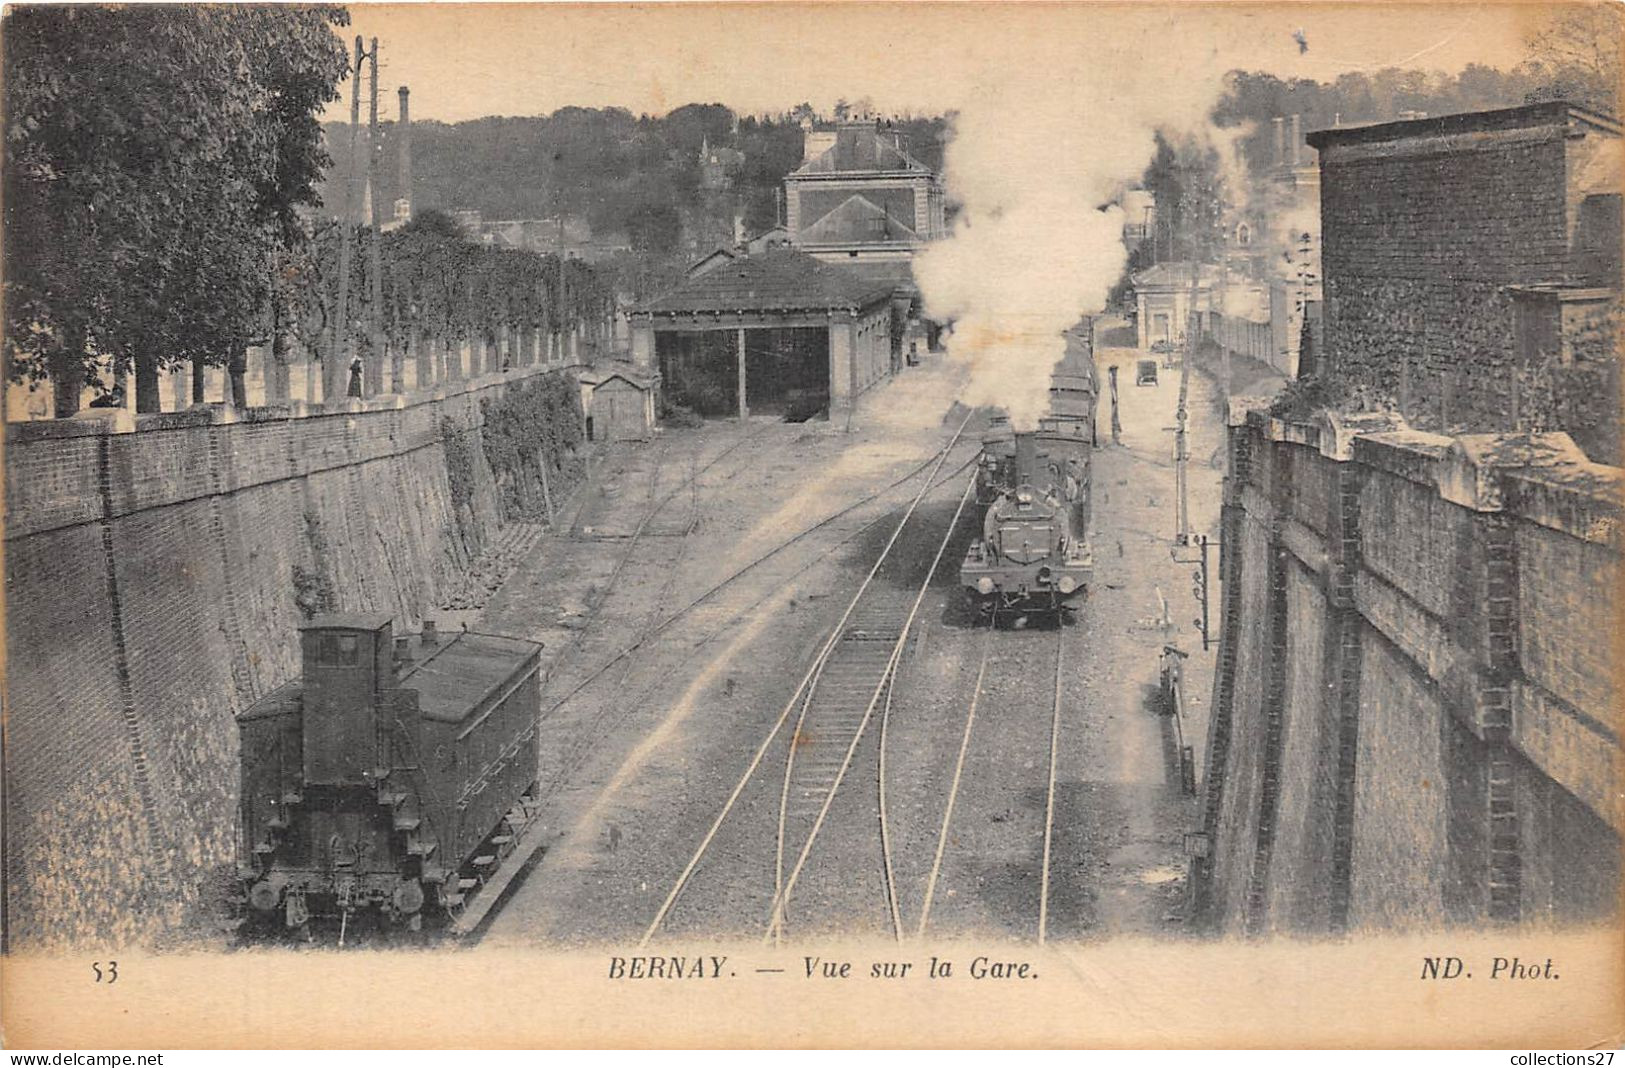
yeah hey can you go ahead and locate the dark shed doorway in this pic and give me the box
[657,327,829,421]
[657,332,737,417]
[745,327,828,420]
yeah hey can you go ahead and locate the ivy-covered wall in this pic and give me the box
[478,371,586,521]
[1313,104,1621,464]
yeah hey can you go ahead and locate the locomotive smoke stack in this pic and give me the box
[1015,432,1038,487]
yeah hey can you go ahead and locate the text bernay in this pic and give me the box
[608,955,729,979]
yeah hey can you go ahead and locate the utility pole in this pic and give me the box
[332,35,363,403]
[366,38,384,397]
[1174,265,1194,547]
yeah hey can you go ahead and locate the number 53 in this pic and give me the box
[92,960,118,983]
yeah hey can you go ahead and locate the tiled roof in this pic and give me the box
[1131,261,1222,289]
[793,124,931,176]
[643,250,895,314]
[831,256,918,293]
[800,194,917,244]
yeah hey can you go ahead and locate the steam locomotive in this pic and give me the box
[235,614,543,937]
[959,333,1098,615]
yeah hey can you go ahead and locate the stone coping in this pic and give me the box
[1232,398,1622,545]
[6,365,558,443]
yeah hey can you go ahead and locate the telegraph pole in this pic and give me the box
[366,38,384,397]
[1174,264,1194,547]
[332,35,363,403]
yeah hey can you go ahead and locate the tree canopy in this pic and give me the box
[3,5,351,414]
[322,106,948,257]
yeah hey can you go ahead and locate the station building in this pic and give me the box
[785,117,947,294]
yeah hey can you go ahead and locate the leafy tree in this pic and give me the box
[402,208,467,241]
[1141,131,1227,264]
[1523,4,1622,112]
[3,6,350,414]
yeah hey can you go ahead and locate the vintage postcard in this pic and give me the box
[1,0,1621,1050]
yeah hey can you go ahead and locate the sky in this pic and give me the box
[331,2,1552,125]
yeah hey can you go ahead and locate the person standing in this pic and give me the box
[347,353,364,398]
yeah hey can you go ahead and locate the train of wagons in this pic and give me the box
[959,327,1099,615]
[235,613,543,937]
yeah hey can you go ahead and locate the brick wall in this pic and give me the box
[1194,402,1621,933]
[3,369,556,949]
[1313,106,1621,462]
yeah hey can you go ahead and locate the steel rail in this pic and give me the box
[537,441,980,726]
[913,615,996,938]
[875,664,905,941]
[527,449,980,816]
[1038,620,1066,944]
[538,423,769,703]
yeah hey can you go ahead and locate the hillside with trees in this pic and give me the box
[321,105,949,255]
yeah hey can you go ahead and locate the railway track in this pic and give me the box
[909,613,1072,942]
[632,411,1090,947]
[639,415,975,947]
[534,437,981,795]
[767,471,976,942]
[538,423,770,697]
[534,430,982,729]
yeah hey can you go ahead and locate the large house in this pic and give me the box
[784,118,946,291]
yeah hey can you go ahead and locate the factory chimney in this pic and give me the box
[1272,116,1285,169]
[1289,114,1302,168]
[397,86,413,219]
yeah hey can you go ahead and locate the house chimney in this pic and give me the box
[394,636,412,666]
[1289,114,1302,168]
[1272,117,1285,169]
[397,86,413,218]
[421,618,438,646]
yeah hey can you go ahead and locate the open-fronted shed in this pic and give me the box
[629,249,897,419]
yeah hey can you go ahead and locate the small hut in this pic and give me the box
[588,371,654,442]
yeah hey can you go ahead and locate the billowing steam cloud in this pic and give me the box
[914,56,1230,430]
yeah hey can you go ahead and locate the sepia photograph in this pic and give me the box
[1,0,1621,1051]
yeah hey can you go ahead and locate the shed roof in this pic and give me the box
[1131,261,1221,290]
[593,372,651,392]
[642,249,894,315]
